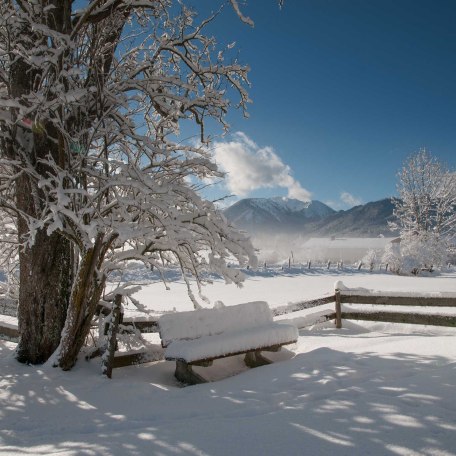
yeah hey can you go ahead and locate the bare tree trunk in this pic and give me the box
[16,229,73,364]
[56,239,106,370]
[13,132,75,364]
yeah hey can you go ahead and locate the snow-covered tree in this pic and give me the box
[361,248,381,272]
[0,1,257,369]
[400,231,448,274]
[389,150,456,274]
[381,242,402,274]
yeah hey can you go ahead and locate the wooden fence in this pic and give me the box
[2,286,455,374]
[335,288,456,328]
[0,297,17,318]
[0,297,19,340]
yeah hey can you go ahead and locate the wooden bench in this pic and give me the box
[158,301,299,385]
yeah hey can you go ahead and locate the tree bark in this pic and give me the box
[56,238,106,370]
[16,229,73,364]
[11,78,74,365]
[10,2,75,365]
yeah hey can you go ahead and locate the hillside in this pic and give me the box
[223,197,335,234]
[223,197,397,237]
[309,198,397,237]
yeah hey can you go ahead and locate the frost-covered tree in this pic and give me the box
[401,231,448,274]
[381,242,402,274]
[389,150,456,273]
[361,248,381,272]
[0,1,258,369]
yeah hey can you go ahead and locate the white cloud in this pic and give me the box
[326,192,364,210]
[213,132,311,201]
[325,192,364,211]
[340,191,363,207]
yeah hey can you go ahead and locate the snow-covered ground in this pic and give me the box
[1,269,456,455]
[124,266,456,313]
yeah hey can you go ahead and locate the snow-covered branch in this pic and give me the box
[0,0,259,368]
[389,150,456,273]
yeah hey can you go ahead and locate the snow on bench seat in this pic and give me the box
[159,301,276,347]
[158,301,298,384]
[164,322,298,363]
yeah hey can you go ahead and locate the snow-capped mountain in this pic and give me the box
[223,197,335,234]
[223,197,397,237]
[310,198,397,237]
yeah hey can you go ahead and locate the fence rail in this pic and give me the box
[273,295,335,316]
[0,324,19,340]
[340,311,456,327]
[0,297,19,340]
[339,294,456,307]
[0,297,17,318]
[335,288,456,328]
[3,287,455,345]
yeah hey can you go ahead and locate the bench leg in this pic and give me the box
[244,350,272,368]
[175,360,207,385]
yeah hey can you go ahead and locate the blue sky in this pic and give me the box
[187,0,456,209]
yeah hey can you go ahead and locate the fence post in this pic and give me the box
[335,289,342,329]
[102,294,122,379]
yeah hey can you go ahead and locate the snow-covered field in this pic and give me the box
[1,269,456,456]
[118,265,456,313]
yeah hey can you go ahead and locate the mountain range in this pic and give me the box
[223,197,398,238]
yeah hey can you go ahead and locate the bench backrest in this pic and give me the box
[159,301,272,347]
